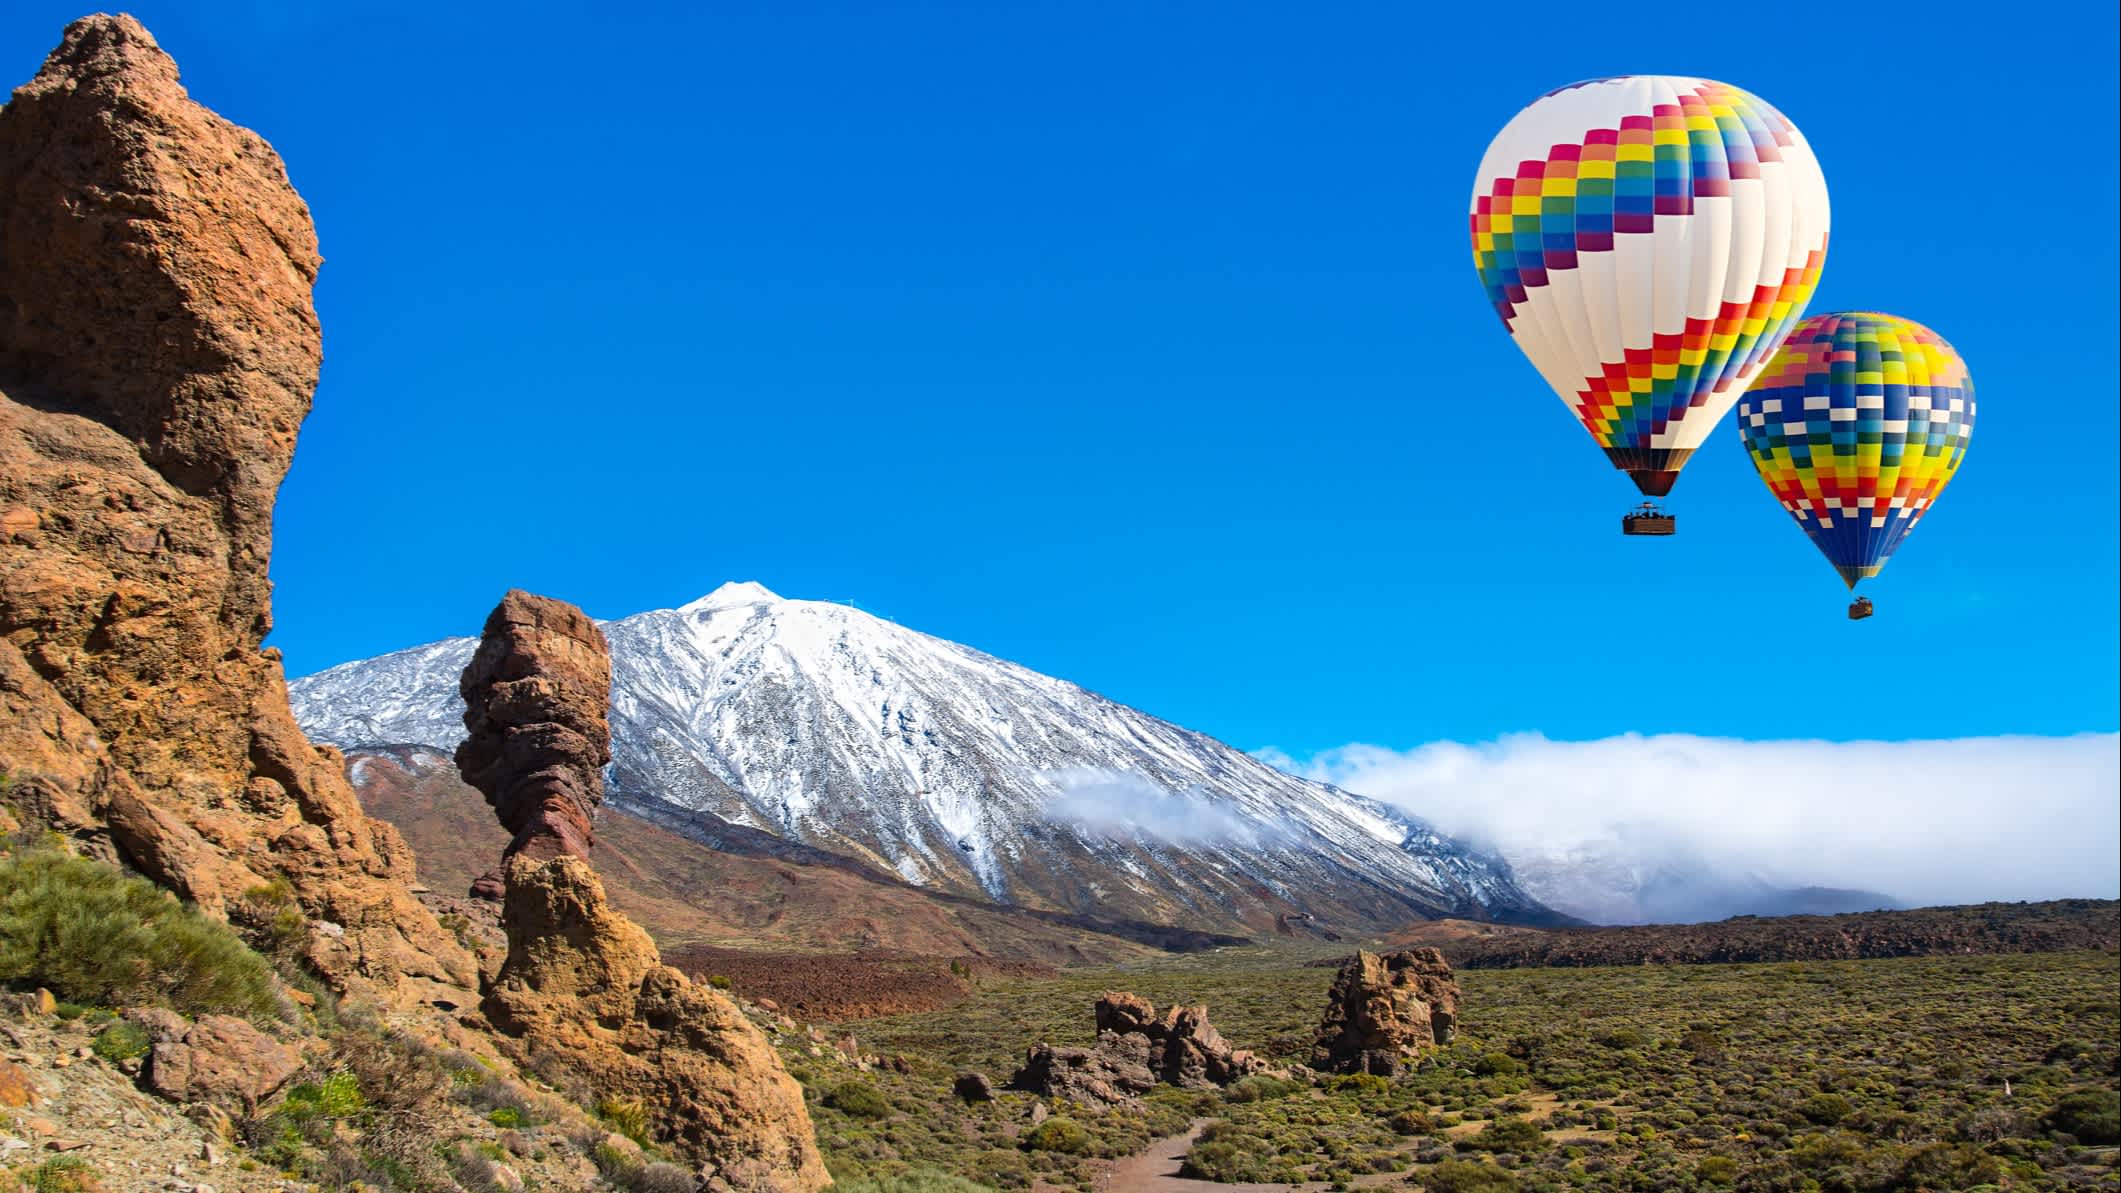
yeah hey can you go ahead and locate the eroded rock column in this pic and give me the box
[459,591,828,1192]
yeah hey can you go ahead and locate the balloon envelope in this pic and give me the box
[1470,77,1830,496]
[1736,312,1975,588]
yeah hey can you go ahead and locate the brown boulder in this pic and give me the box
[1011,991,1263,1104]
[456,591,613,896]
[127,1009,299,1114]
[1311,948,1461,1076]
[0,14,475,1010]
[0,1058,37,1108]
[1011,1034,1158,1107]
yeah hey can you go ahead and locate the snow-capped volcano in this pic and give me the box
[292,582,1557,933]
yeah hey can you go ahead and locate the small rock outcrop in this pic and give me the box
[0,14,474,1009]
[461,592,827,1192]
[1010,992,1264,1105]
[1311,948,1461,1076]
[124,1009,301,1114]
[455,591,612,898]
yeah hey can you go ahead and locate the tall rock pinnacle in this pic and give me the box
[456,591,612,897]
[461,591,829,1191]
[0,14,475,1008]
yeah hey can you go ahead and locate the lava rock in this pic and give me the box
[1310,948,1461,1076]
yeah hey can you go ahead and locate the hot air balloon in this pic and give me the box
[1736,312,1974,619]
[1469,77,1831,533]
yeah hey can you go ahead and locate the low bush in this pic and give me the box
[824,1081,893,1120]
[1471,1052,1521,1077]
[1457,1116,1547,1155]
[2043,1087,2120,1144]
[1798,1092,1853,1125]
[1389,1108,1436,1136]
[20,1155,99,1193]
[0,848,278,1019]
[827,1173,995,1193]
[1223,1073,1302,1103]
[630,1160,699,1193]
[1420,1159,1519,1192]
[90,1019,151,1061]
[1021,1118,1090,1154]
[598,1095,655,1146]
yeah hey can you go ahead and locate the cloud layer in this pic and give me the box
[1041,768,1282,848]
[1260,733,2120,921]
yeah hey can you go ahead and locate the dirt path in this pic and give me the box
[1100,1118,1296,1193]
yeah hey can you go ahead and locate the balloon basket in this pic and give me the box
[1847,597,1874,621]
[1621,503,1675,536]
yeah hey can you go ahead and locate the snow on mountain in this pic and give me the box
[292,582,1558,933]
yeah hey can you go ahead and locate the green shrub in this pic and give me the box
[1798,1092,1853,1125]
[1390,1109,1437,1135]
[0,848,278,1019]
[1021,1117,1090,1154]
[1183,1137,1272,1181]
[598,1095,655,1146]
[1325,1071,1391,1095]
[1892,1141,2002,1188]
[827,1173,995,1193]
[90,1019,151,1062]
[282,1070,366,1121]
[23,1155,98,1193]
[592,1138,643,1184]
[1420,1159,1519,1192]
[234,877,308,953]
[1696,1155,1738,1185]
[2043,1088,2120,1144]
[1223,1073,1302,1103]
[824,1081,892,1120]
[1463,1116,1548,1154]
[486,1106,522,1128]
[707,974,734,990]
[1471,1052,1521,1077]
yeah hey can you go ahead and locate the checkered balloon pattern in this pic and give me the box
[1470,77,1830,495]
[1736,313,1975,588]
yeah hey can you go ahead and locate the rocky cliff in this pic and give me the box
[0,14,474,1010]
[460,592,828,1191]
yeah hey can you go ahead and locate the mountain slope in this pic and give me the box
[294,582,1560,934]
[347,745,1184,963]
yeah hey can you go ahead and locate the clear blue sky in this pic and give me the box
[7,1,2114,753]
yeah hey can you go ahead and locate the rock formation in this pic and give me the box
[0,14,474,1009]
[455,591,612,898]
[125,1008,301,1114]
[460,592,827,1192]
[1311,948,1461,1076]
[1011,992,1264,1105]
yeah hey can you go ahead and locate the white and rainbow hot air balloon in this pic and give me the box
[1470,77,1830,530]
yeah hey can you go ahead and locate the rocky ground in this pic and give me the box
[661,947,1056,1022]
[0,1003,292,1193]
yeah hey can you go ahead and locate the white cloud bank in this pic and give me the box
[1259,733,2120,920]
[1041,768,1284,848]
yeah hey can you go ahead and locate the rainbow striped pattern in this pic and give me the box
[1568,245,1823,451]
[1736,312,1975,587]
[1473,81,1797,319]
[1470,79,1826,455]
